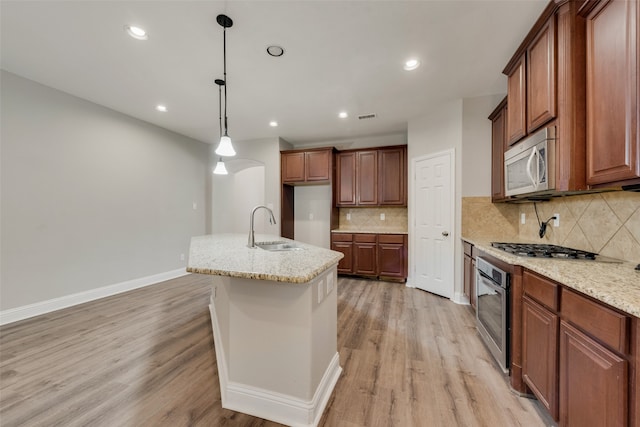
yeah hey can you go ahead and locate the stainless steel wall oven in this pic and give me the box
[476,257,510,373]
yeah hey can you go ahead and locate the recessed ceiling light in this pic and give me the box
[156,105,167,112]
[125,25,148,40]
[266,45,284,57]
[338,112,348,119]
[269,121,278,127]
[403,59,420,71]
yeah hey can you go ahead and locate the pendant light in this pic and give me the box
[213,79,229,175]
[214,14,236,157]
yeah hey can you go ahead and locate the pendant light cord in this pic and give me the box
[218,83,222,138]
[223,26,229,136]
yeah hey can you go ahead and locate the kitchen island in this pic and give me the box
[187,234,343,427]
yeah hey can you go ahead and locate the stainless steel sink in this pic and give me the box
[255,241,303,252]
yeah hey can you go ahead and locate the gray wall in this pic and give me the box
[1,71,209,310]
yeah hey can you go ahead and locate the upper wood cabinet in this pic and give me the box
[281,148,333,184]
[505,13,556,145]
[356,151,378,205]
[501,1,587,194]
[378,147,407,205]
[336,145,407,207]
[489,98,508,202]
[581,0,640,187]
[506,55,527,145]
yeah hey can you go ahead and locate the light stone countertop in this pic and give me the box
[463,237,640,318]
[187,234,343,284]
[331,229,408,234]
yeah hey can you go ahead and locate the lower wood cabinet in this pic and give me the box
[521,269,634,426]
[462,241,476,309]
[354,234,377,276]
[522,296,559,419]
[559,320,628,427]
[330,233,407,282]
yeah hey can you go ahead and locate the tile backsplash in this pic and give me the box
[462,193,640,263]
[336,207,408,232]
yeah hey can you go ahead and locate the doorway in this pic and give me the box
[410,150,454,299]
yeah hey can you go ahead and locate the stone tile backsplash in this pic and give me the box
[337,207,408,232]
[462,192,640,263]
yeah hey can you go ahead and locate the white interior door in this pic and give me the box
[412,150,454,298]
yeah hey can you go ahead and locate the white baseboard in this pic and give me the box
[0,268,189,325]
[223,353,342,427]
[452,291,470,305]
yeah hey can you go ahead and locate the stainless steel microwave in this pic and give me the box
[504,127,556,197]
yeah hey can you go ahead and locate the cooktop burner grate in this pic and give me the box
[491,242,598,260]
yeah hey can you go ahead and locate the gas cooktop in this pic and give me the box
[491,242,622,263]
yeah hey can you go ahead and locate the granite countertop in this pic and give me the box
[331,229,408,234]
[187,234,343,284]
[463,237,640,318]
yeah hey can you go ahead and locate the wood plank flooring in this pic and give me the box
[0,275,547,426]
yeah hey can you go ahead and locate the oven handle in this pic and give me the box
[476,270,507,292]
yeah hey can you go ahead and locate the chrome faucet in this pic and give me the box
[248,205,277,248]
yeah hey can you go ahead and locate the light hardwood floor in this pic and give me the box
[0,275,547,427]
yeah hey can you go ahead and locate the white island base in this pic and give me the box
[208,265,341,427]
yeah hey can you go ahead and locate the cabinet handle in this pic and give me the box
[442,231,449,237]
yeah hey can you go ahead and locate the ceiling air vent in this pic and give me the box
[358,113,377,120]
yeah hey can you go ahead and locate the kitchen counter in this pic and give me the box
[187,233,342,427]
[187,233,343,283]
[463,237,640,318]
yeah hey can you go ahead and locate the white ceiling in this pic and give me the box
[0,1,547,146]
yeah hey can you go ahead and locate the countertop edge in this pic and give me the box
[462,236,640,318]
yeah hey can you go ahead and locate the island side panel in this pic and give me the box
[228,276,315,400]
[311,267,339,392]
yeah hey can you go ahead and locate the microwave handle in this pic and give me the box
[526,146,539,188]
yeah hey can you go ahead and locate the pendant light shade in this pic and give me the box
[213,157,228,175]
[213,14,236,157]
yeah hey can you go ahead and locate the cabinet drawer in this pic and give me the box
[561,289,629,354]
[378,234,405,244]
[523,270,559,311]
[331,233,353,242]
[354,234,377,243]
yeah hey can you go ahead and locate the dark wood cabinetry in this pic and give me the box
[505,12,556,145]
[559,320,628,427]
[500,1,587,195]
[581,0,640,187]
[489,98,508,202]
[378,147,407,205]
[281,148,332,184]
[336,145,407,207]
[356,151,378,205]
[331,232,407,282]
[354,234,377,275]
[523,296,559,419]
[331,233,354,275]
[520,269,636,426]
[462,241,476,309]
[377,234,407,280]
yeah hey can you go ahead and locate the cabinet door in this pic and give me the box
[356,151,378,205]
[336,152,356,206]
[507,55,527,145]
[489,99,508,201]
[378,147,406,205]
[470,258,476,309]
[527,16,557,133]
[354,236,377,275]
[522,297,559,420]
[282,152,305,183]
[305,150,331,182]
[559,320,628,427]
[332,242,354,274]
[585,0,639,185]
[378,243,404,278]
